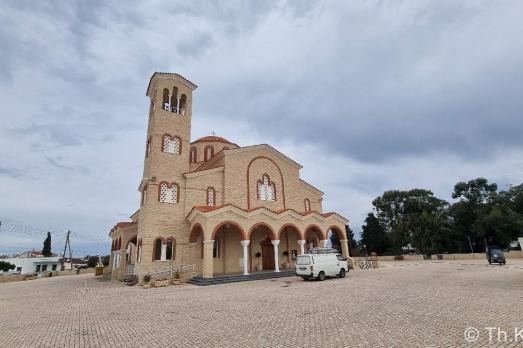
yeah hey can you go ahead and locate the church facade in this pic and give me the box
[108,72,350,281]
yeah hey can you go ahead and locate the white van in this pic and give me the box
[295,250,348,281]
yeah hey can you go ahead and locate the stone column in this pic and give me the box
[272,240,280,272]
[176,95,181,114]
[241,240,250,275]
[160,243,167,261]
[202,240,214,279]
[340,239,350,258]
[298,240,306,255]
[322,239,328,248]
[112,251,117,269]
[167,92,172,110]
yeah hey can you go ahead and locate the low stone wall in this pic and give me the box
[0,274,27,283]
[56,268,96,276]
[354,250,523,263]
[354,255,424,262]
[430,253,484,260]
[431,251,522,260]
[0,268,97,283]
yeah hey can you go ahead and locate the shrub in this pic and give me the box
[87,256,98,268]
[143,274,151,283]
[0,261,15,272]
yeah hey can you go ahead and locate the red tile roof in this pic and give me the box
[192,136,233,144]
[109,221,137,235]
[192,204,338,218]
[193,205,227,212]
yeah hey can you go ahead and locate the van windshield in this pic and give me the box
[297,255,311,265]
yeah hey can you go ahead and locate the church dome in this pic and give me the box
[192,136,233,144]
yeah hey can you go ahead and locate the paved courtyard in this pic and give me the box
[1,259,523,347]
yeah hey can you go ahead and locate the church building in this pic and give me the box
[108,72,350,281]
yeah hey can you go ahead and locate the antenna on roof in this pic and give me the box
[211,131,216,136]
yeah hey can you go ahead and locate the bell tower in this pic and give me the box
[143,72,197,180]
[135,73,198,275]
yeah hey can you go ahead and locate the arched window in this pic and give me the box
[190,147,197,163]
[141,185,147,206]
[304,198,311,212]
[159,182,178,203]
[162,88,170,110]
[204,145,214,162]
[162,135,181,154]
[179,94,187,115]
[207,187,215,206]
[170,87,178,112]
[165,238,175,260]
[145,137,152,158]
[153,238,175,261]
[154,239,163,261]
[257,174,276,201]
[117,237,122,250]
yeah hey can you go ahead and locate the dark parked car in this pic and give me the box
[486,246,506,265]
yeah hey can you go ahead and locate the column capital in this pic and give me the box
[241,240,250,247]
[297,240,306,246]
[203,240,215,244]
[339,239,348,243]
[271,239,280,246]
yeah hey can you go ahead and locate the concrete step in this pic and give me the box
[188,270,296,286]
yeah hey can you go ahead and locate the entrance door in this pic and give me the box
[260,238,274,270]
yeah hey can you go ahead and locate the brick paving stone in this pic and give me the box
[1,259,522,347]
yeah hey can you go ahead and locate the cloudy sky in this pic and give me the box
[1,0,522,255]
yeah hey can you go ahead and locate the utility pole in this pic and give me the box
[61,231,72,271]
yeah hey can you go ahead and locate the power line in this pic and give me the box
[0,218,110,256]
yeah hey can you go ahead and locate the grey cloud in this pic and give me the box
[0,166,25,179]
[1,0,522,253]
[193,1,523,162]
[46,157,90,175]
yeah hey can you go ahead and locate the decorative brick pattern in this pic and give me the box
[162,135,180,154]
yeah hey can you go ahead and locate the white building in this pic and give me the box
[1,257,61,274]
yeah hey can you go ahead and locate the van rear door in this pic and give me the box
[297,255,311,266]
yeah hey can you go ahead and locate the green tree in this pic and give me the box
[101,255,110,267]
[449,178,522,250]
[0,261,16,272]
[42,232,52,257]
[345,225,359,256]
[371,189,450,256]
[360,212,391,255]
[372,190,411,254]
[477,184,523,247]
[329,229,341,251]
[502,183,523,218]
[452,178,497,204]
[403,191,450,256]
[87,256,98,268]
